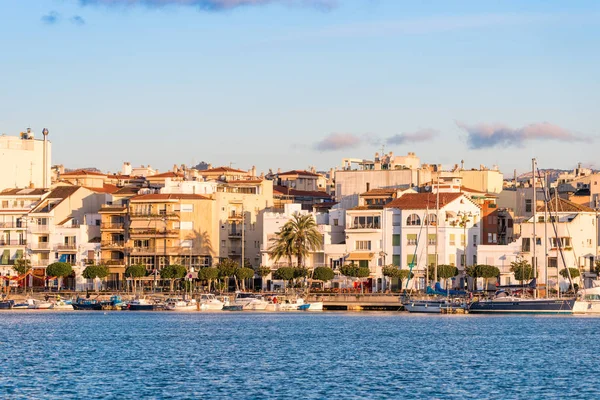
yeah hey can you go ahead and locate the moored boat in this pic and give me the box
[468,290,575,314]
[0,299,14,309]
[573,281,600,314]
[51,299,74,310]
[234,292,268,310]
[128,298,156,311]
[404,300,448,313]
[306,301,323,311]
[72,298,103,311]
[165,298,200,311]
[198,294,224,311]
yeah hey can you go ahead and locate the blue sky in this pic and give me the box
[1,1,599,176]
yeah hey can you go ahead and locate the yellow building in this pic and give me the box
[126,194,217,273]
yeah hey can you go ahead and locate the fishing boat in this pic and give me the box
[72,298,103,311]
[305,301,323,311]
[165,298,200,311]
[103,295,126,310]
[28,299,52,309]
[198,294,224,311]
[404,299,448,313]
[221,296,243,311]
[50,299,74,310]
[128,298,156,311]
[468,290,575,314]
[234,292,268,310]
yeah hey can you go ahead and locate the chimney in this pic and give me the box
[277,168,281,174]
[461,160,465,170]
[207,163,212,170]
[251,166,257,178]
[122,162,132,176]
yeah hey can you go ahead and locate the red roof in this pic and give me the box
[385,193,463,210]
[202,166,248,174]
[60,169,106,177]
[278,170,321,177]
[227,179,263,184]
[130,193,210,201]
[148,171,184,179]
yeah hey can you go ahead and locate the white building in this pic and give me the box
[0,130,52,189]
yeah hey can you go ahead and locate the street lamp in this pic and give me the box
[458,211,473,289]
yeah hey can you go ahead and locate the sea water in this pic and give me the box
[0,312,599,399]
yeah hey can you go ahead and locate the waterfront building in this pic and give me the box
[478,197,599,291]
[0,130,52,189]
[382,192,482,290]
[126,193,217,279]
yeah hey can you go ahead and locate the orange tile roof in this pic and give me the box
[385,193,463,210]
[130,193,211,201]
[148,171,184,179]
[202,166,248,174]
[273,185,332,199]
[360,188,397,196]
[278,169,321,177]
[536,196,595,213]
[227,179,263,184]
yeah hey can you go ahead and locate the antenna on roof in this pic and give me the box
[229,162,235,168]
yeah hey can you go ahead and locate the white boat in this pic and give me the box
[28,299,53,309]
[306,301,323,311]
[278,298,307,311]
[404,300,447,313]
[198,294,224,311]
[234,292,268,310]
[50,299,74,310]
[165,298,200,311]
[574,281,600,314]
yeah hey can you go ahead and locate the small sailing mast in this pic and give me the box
[532,158,537,298]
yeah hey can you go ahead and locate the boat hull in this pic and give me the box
[404,301,444,313]
[73,303,103,311]
[306,302,323,311]
[223,305,243,311]
[200,303,223,311]
[468,299,575,314]
[573,300,600,314]
[0,300,14,309]
[128,304,155,311]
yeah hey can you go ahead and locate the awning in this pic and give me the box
[346,252,374,261]
[1,250,9,265]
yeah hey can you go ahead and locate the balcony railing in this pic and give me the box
[0,222,25,229]
[0,240,27,246]
[228,213,243,220]
[228,231,243,238]
[101,223,124,230]
[101,241,125,248]
[29,225,50,232]
[130,211,179,218]
[130,247,156,254]
[129,228,178,236]
[31,242,50,250]
[101,259,126,266]
[55,244,77,251]
[228,247,243,255]
[347,223,381,230]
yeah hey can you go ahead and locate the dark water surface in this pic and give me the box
[0,312,598,399]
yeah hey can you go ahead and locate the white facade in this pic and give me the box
[0,133,52,189]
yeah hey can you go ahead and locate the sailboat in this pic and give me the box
[468,159,576,314]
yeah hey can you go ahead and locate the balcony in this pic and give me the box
[130,246,190,255]
[228,247,243,255]
[130,247,156,254]
[0,240,27,247]
[228,212,243,220]
[99,205,127,213]
[55,244,77,252]
[30,242,50,250]
[0,222,25,229]
[129,228,178,238]
[347,223,381,230]
[29,225,50,233]
[228,231,243,238]
[101,223,125,230]
[101,259,126,266]
[130,210,180,219]
[101,241,125,249]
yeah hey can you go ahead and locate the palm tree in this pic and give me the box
[269,213,322,268]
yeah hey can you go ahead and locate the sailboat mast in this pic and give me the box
[426,203,429,289]
[532,158,537,298]
[544,171,549,299]
[434,172,439,283]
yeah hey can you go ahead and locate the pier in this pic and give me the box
[307,293,405,311]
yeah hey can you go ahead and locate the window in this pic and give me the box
[181,204,193,212]
[450,234,456,246]
[407,234,417,246]
[392,234,401,246]
[461,234,465,246]
[461,254,466,267]
[392,255,400,266]
[487,233,492,243]
[406,214,421,226]
[525,199,532,213]
[426,214,437,226]
[472,255,477,265]
[427,254,436,267]
[492,233,497,243]
[535,238,541,245]
[351,215,380,229]
[548,257,558,268]
[407,254,416,267]
[473,235,477,247]
[449,254,456,266]
[522,237,531,252]
[180,221,193,230]
[359,260,369,268]
[550,237,572,248]
[221,240,226,247]
[428,234,436,245]
[392,215,401,226]
[355,241,371,251]
[333,219,339,226]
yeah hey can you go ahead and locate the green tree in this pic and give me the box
[198,267,219,292]
[125,264,147,293]
[560,267,581,291]
[269,213,322,267]
[217,258,239,292]
[465,265,479,291]
[340,263,370,293]
[477,265,500,292]
[255,266,272,292]
[437,264,459,280]
[46,262,73,291]
[82,265,109,291]
[312,266,335,282]
[161,264,187,292]
[235,267,255,291]
[13,258,31,293]
[398,269,413,290]
[595,260,600,276]
[510,259,534,284]
[274,266,295,290]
